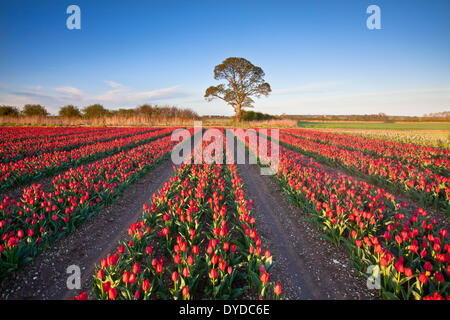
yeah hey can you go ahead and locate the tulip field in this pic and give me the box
[236,129,449,300]
[0,127,184,281]
[276,129,450,213]
[0,126,448,300]
[89,130,281,300]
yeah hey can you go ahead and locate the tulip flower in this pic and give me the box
[172,271,178,282]
[260,271,269,284]
[142,278,150,292]
[274,283,282,296]
[182,286,189,299]
[108,287,117,300]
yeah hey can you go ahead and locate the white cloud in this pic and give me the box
[0,82,189,114]
[54,86,84,98]
[94,85,187,105]
[105,81,124,89]
[1,82,449,116]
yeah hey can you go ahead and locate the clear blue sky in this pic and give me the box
[0,0,449,116]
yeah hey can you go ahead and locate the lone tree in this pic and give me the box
[204,57,271,121]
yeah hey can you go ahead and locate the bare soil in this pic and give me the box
[0,175,55,201]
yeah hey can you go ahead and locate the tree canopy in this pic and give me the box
[0,105,20,117]
[82,104,110,119]
[204,57,271,121]
[59,105,81,118]
[22,104,48,117]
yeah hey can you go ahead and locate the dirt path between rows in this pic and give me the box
[237,163,376,300]
[0,159,176,300]
[0,175,56,201]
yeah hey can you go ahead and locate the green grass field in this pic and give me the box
[297,121,450,130]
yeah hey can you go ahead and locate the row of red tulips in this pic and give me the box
[75,132,282,300]
[282,128,449,175]
[233,129,448,300]
[268,130,449,214]
[0,132,186,281]
[0,127,110,142]
[0,127,177,193]
[0,127,158,163]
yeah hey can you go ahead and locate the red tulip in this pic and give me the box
[274,283,282,296]
[182,286,189,297]
[142,278,150,291]
[108,287,117,300]
[404,268,413,277]
[418,272,428,284]
[122,271,129,283]
[211,254,218,265]
[102,281,111,292]
[133,262,140,274]
[76,292,87,300]
[210,268,217,280]
[260,271,269,284]
[434,272,444,282]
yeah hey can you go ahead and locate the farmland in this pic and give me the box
[0,126,448,301]
[297,121,450,131]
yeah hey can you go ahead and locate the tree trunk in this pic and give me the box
[235,105,242,122]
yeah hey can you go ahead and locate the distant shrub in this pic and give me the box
[59,105,82,118]
[22,104,48,117]
[0,105,20,117]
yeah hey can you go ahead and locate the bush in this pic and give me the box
[22,104,48,117]
[241,110,276,121]
[82,104,110,119]
[0,105,20,117]
[59,105,81,118]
